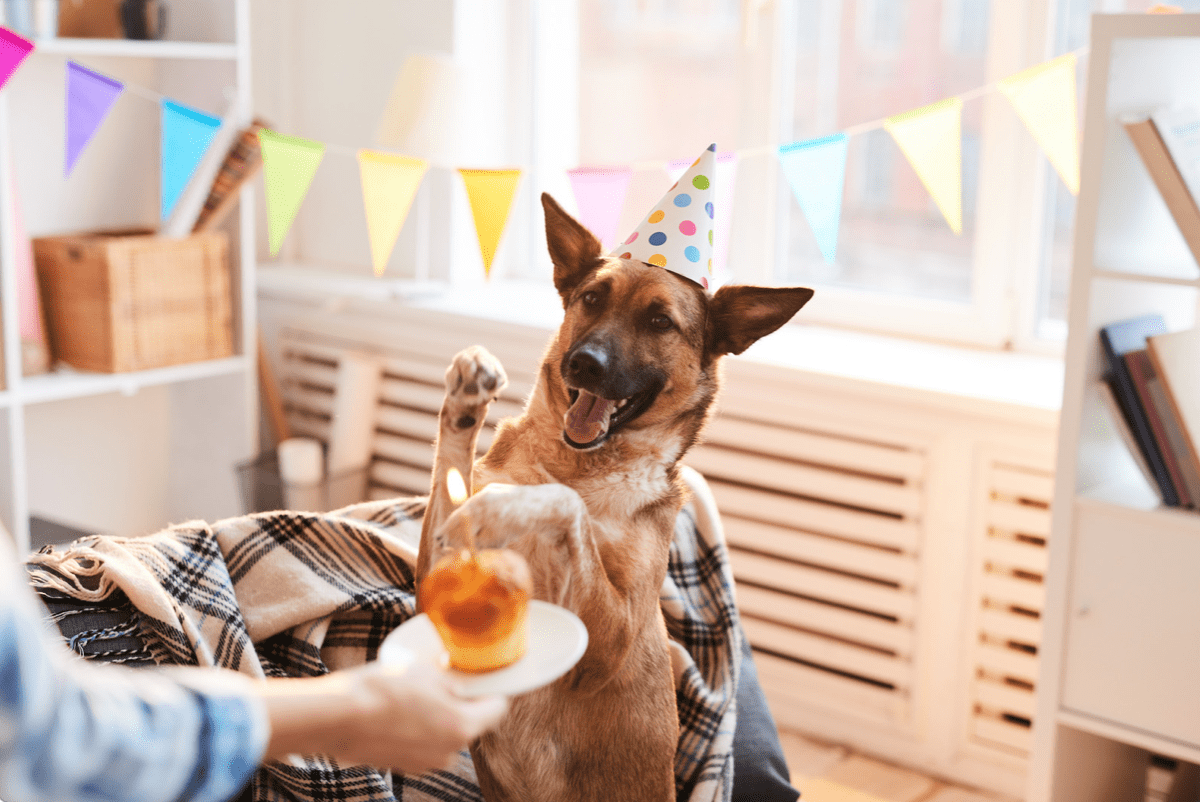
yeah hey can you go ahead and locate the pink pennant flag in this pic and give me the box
[668,151,738,277]
[567,166,632,251]
[0,27,34,92]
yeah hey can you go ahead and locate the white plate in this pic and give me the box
[379,600,588,698]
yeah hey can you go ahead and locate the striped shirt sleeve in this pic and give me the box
[0,538,269,802]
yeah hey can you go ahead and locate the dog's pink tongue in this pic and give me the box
[565,390,615,444]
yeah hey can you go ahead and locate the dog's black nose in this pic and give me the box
[566,344,608,385]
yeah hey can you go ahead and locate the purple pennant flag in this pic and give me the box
[567,166,633,251]
[0,27,34,93]
[65,61,124,176]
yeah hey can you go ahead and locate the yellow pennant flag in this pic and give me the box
[998,53,1080,195]
[258,129,325,255]
[458,168,521,277]
[885,97,963,235]
[357,150,428,276]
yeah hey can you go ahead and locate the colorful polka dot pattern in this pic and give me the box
[610,143,717,288]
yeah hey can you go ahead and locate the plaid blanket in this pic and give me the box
[25,465,742,802]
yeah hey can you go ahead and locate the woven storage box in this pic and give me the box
[33,230,234,373]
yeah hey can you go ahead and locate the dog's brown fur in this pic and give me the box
[416,194,813,802]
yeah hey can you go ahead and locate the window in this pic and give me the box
[493,0,1182,350]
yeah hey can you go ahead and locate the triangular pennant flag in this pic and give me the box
[258,129,325,255]
[65,62,124,176]
[357,150,428,275]
[885,97,963,234]
[458,168,521,277]
[567,166,632,251]
[999,53,1080,194]
[778,134,848,263]
[161,99,221,220]
[0,27,33,93]
[667,151,738,277]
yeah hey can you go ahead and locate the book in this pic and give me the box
[1097,376,1159,493]
[1098,314,1180,506]
[1123,110,1200,266]
[192,119,267,233]
[1125,349,1198,507]
[1146,326,1200,492]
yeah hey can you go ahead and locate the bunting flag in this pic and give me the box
[885,97,963,234]
[160,99,221,220]
[0,27,33,92]
[778,133,849,263]
[357,150,428,275]
[998,53,1080,194]
[567,166,632,251]
[458,168,521,277]
[667,151,738,275]
[65,62,124,176]
[258,129,325,255]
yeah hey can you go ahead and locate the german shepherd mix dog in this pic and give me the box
[416,194,813,802]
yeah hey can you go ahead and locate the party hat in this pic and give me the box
[614,143,716,289]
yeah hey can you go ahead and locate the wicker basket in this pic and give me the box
[33,230,234,373]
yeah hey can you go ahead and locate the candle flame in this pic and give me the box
[447,467,468,505]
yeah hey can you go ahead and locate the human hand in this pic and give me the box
[260,649,507,774]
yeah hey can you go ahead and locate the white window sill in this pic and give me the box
[258,263,1064,421]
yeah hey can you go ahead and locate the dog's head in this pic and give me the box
[541,193,813,453]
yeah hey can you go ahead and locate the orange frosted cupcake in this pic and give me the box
[419,548,532,673]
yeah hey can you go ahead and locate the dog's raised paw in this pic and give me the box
[444,345,508,430]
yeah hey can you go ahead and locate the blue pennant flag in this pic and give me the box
[778,133,849,264]
[161,99,221,220]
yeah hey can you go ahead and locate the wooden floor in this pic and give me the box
[777,729,1018,802]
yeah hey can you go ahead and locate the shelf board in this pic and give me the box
[30,38,238,60]
[1091,269,1200,288]
[1059,708,1200,766]
[1076,481,1200,527]
[13,356,249,405]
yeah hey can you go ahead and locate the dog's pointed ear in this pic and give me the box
[543,193,603,302]
[707,285,814,356]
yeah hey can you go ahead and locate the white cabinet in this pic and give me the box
[1029,13,1200,802]
[0,1,257,551]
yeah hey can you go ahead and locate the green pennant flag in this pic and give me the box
[258,129,325,255]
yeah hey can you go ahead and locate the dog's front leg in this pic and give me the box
[417,346,507,586]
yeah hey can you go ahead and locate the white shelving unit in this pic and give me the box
[0,0,258,553]
[1029,14,1200,802]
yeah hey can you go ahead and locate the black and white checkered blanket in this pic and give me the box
[25,466,742,802]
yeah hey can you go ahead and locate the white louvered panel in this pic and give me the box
[979,571,1045,611]
[975,638,1039,686]
[376,405,440,443]
[706,481,920,552]
[987,498,1051,540]
[689,446,920,517]
[703,416,925,481]
[972,714,1034,754]
[989,463,1054,505]
[974,676,1037,720]
[724,516,917,587]
[741,616,910,690]
[736,584,914,656]
[977,607,1042,645]
[729,550,916,622]
[981,533,1048,576]
[372,460,435,496]
[753,651,907,725]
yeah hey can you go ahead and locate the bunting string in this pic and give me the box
[0,23,1088,276]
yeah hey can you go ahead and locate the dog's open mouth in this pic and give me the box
[563,386,658,449]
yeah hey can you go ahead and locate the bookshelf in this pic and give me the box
[0,0,258,552]
[1028,13,1200,801]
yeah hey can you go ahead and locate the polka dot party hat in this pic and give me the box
[614,143,717,289]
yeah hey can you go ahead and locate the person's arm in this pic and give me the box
[0,538,267,802]
[2,536,506,802]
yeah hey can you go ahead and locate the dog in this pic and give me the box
[415,193,813,802]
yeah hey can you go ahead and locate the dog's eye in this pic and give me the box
[582,291,600,307]
[650,314,673,330]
